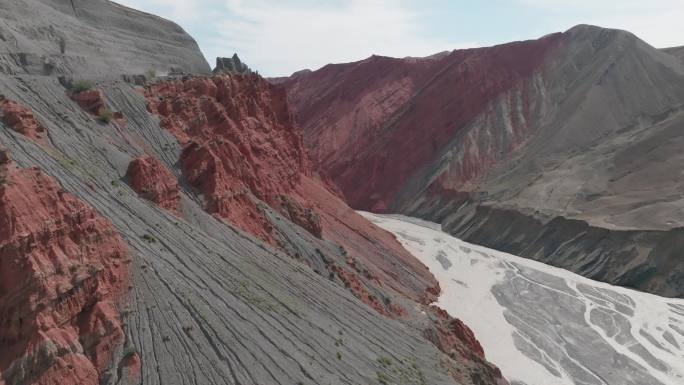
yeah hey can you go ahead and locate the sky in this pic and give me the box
[115,0,684,76]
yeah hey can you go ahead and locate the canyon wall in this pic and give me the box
[281,25,684,297]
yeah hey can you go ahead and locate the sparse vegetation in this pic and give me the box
[376,371,389,385]
[146,69,157,79]
[336,352,342,360]
[377,357,392,367]
[70,79,94,94]
[141,233,157,243]
[57,157,77,169]
[98,108,113,124]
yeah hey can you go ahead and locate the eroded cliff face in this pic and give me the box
[141,73,505,383]
[142,73,439,302]
[0,149,128,385]
[144,74,309,244]
[281,25,684,298]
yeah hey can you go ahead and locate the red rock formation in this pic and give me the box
[70,89,105,116]
[0,149,128,385]
[280,34,563,211]
[126,155,180,212]
[0,96,48,144]
[144,73,441,302]
[112,111,128,127]
[145,74,306,244]
[141,73,503,384]
[427,306,485,359]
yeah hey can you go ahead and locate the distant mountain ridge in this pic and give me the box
[280,24,684,297]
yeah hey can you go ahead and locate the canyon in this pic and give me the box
[280,24,684,298]
[1,0,684,384]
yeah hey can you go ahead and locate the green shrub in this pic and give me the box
[70,79,94,94]
[377,357,392,367]
[146,69,157,79]
[98,108,113,124]
[141,234,157,243]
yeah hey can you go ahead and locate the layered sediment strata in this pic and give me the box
[0,149,128,385]
[281,25,684,297]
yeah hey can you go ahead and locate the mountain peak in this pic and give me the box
[563,23,640,43]
[213,53,252,74]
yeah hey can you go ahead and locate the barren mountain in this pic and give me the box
[280,24,684,298]
[0,1,505,384]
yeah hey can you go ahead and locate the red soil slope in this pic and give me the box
[280,34,562,211]
[0,148,128,385]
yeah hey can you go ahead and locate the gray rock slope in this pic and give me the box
[0,74,464,385]
[0,1,500,384]
[0,0,210,76]
[662,46,684,65]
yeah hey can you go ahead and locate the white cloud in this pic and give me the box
[113,0,684,76]
[210,0,471,76]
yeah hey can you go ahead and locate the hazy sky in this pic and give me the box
[116,0,684,76]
